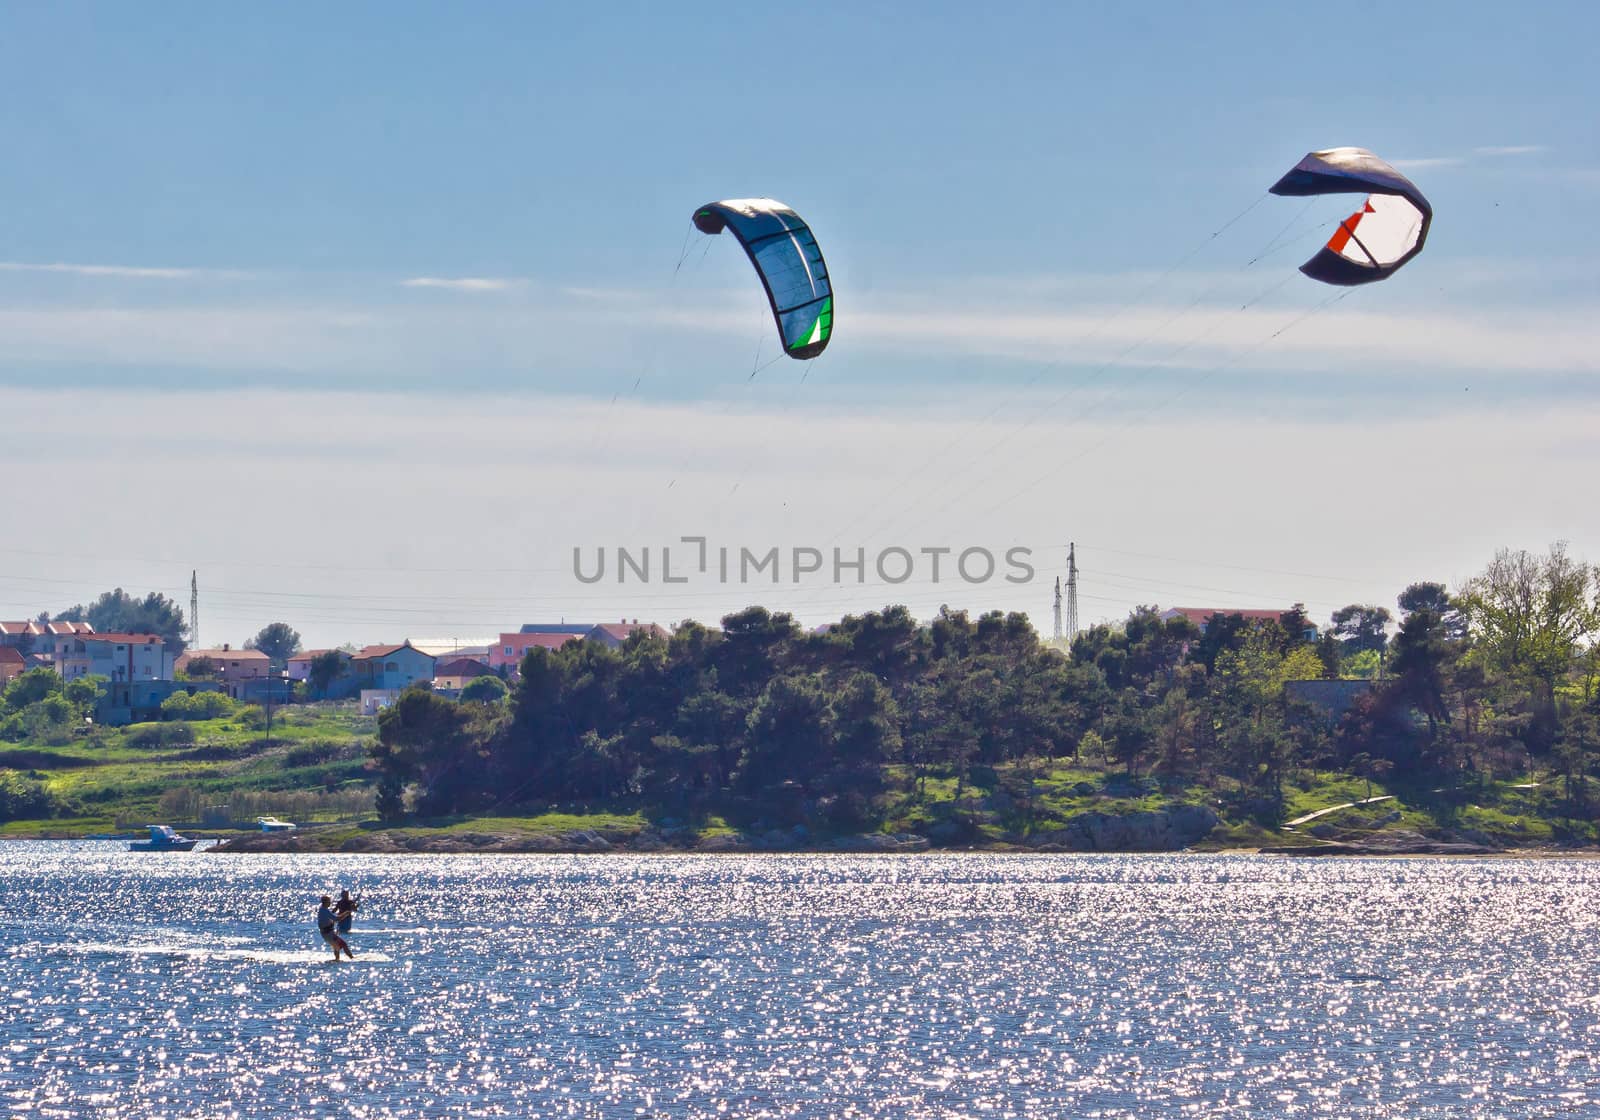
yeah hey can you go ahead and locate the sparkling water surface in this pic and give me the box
[3,844,1599,1117]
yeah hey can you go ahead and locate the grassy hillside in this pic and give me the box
[1,703,1593,851]
[0,702,376,836]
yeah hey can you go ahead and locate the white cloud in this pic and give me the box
[0,277,1596,387]
[1393,146,1548,171]
[835,300,1600,375]
[0,261,218,280]
[1391,157,1467,170]
[0,385,1595,649]
[399,276,521,292]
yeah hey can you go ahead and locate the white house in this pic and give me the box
[55,633,174,683]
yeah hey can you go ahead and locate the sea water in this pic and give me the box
[2,842,1598,1117]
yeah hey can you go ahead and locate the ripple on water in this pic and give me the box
[2,844,1599,1117]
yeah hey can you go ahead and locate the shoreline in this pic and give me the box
[9,827,1597,858]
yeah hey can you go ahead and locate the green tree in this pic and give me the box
[181,655,219,680]
[829,671,902,768]
[0,770,62,823]
[372,686,491,817]
[739,673,833,790]
[1459,543,1599,748]
[57,589,189,654]
[1275,604,1316,650]
[460,675,509,704]
[1388,582,1467,741]
[305,651,349,698]
[3,668,62,712]
[246,623,302,670]
[1331,604,1393,656]
[1346,751,1394,803]
[161,691,236,721]
[1398,582,1467,641]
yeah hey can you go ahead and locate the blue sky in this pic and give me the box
[1,2,1596,648]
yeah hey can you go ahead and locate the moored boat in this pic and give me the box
[128,824,200,852]
[256,816,296,832]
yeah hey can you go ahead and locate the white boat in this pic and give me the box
[256,816,296,832]
[129,824,200,852]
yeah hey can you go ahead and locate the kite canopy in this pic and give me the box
[1269,148,1432,286]
[692,198,833,359]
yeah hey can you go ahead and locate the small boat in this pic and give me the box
[129,824,200,852]
[256,816,296,832]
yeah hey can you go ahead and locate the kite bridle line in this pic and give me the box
[581,220,705,461]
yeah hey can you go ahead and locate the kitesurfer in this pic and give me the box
[335,889,359,935]
[317,895,355,961]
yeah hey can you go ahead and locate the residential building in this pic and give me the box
[413,642,494,664]
[287,649,358,700]
[287,649,341,683]
[490,631,587,673]
[434,657,494,692]
[352,641,436,691]
[0,620,94,668]
[56,633,174,683]
[234,677,295,705]
[0,646,25,685]
[284,646,353,681]
[175,645,272,691]
[1158,607,1318,641]
[96,680,225,727]
[360,689,404,716]
[586,620,668,647]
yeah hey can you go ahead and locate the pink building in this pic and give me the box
[175,646,272,688]
[586,620,668,647]
[489,631,587,673]
[1158,607,1317,640]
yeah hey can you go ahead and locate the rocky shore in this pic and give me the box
[211,804,1224,855]
[1261,828,1503,857]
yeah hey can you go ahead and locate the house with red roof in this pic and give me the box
[434,657,494,691]
[285,649,350,683]
[1,620,95,668]
[0,645,26,685]
[351,640,437,714]
[352,640,436,691]
[586,620,669,648]
[56,633,174,683]
[176,645,271,685]
[489,630,588,673]
[285,648,357,700]
[1158,607,1317,641]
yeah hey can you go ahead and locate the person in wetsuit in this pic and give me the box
[317,895,354,960]
[335,889,359,934]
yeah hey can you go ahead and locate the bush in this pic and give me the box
[459,675,509,704]
[160,691,236,721]
[126,723,198,748]
[284,740,343,768]
[0,770,64,822]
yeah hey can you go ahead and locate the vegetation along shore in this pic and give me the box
[2,543,1596,858]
